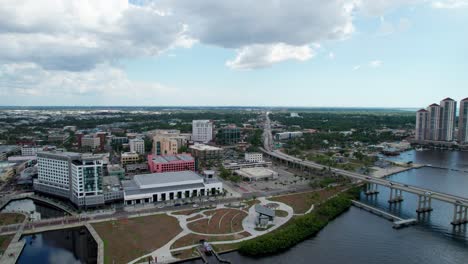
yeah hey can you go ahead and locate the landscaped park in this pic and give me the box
[88,184,354,264]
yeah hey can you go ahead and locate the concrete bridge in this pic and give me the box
[0,192,76,216]
[261,147,468,226]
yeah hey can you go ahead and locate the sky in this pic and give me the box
[0,0,467,108]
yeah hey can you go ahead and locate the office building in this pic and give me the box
[129,138,145,155]
[81,135,101,150]
[275,131,303,140]
[21,145,44,156]
[122,170,223,205]
[192,120,213,143]
[153,130,188,155]
[415,109,428,141]
[217,125,241,145]
[426,103,441,141]
[440,98,457,141]
[245,153,263,163]
[34,151,108,207]
[459,98,468,144]
[189,143,223,161]
[148,154,195,173]
[121,152,139,166]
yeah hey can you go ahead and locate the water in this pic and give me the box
[188,149,468,264]
[17,226,97,264]
[0,198,67,220]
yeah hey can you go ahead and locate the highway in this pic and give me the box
[261,112,468,208]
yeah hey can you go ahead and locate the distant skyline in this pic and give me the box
[0,0,467,107]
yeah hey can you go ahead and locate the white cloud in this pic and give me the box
[0,63,178,100]
[353,65,361,71]
[226,43,315,70]
[329,52,336,59]
[432,0,468,8]
[0,0,192,71]
[376,17,411,36]
[369,60,383,67]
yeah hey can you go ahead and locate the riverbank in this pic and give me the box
[237,188,359,257]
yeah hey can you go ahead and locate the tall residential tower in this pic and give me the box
[459,98,468,144]
[440,98,457,141]
[415,109,428,141]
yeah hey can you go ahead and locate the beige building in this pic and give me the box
[82,135,101,149]
[152,130,189,155]
[440,97,457,141]
[121,152,140,165]
[415,109,428,141]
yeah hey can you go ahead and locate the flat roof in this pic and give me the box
[151,154,194,163]
[134,171,204,187]
[124,182,206,196]
[189,144,222,151]
[255,204,275,217]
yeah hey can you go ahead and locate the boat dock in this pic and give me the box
[351,200,417,229]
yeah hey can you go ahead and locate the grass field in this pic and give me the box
[0,235,13,255]
[188,209,247,234]
[92,214,182,264]
[0,213,25,226]
[270,186,348,214]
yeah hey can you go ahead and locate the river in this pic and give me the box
[186,149,468,264]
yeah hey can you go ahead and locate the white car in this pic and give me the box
[192,204,199,208]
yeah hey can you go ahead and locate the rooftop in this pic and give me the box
[255,204,275,217]
[442,97,455,101]
[151,154,194,163]
[133,170,205,188]
[189,144,222,151]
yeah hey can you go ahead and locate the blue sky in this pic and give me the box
[0,0,467,107]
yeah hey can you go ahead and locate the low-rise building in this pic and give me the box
[234,167,278,181]
[122,170,222,205]
[148,154,195,173]
[107,164,125,180]
[48,133,70,143]
[245,153,263,163]
[81,135,101,150]
[189,143,223,161]
[275,131,303,140]
[121,152,139,165]
[21,145,44,156]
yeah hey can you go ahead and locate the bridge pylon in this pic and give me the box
[388,188,404,204]
[364,183,379,196]
[451,204,468,226]
[416,194,433,213]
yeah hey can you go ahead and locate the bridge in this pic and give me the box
[261,112,468,226]
[0,192,76,216]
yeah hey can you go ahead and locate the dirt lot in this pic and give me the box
[0,213,25,226]
[270,185,348,214]
[188,209,247,234]
[92,214,182,264]
[170,232,251,249]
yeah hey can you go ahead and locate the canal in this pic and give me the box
[186,149,468,264]
[1,199,97,264]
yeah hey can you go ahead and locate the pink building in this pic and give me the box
[148,153,195,173]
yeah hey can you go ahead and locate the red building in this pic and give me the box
[148,154,195,173]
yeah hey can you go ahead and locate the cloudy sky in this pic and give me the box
[0,0,467,107]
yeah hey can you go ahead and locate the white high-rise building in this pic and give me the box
[440,98,457,141]
[426,103,441,141]
[415,109,428,141]
[459,98,468,144]
[192,120,213,143]
[21,146,44,156]
[34,151,105,207]
[129,138,145,155]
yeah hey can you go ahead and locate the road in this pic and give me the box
[261,113,468,207]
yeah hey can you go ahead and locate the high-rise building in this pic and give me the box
[459,98,468,144]
[426,103,441,141]
[217,125,241,145]
[440,98,457,141]
[192,120,213,143]
[129,138,145,155]
[415,109,428,141]
[34,151,105,207]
